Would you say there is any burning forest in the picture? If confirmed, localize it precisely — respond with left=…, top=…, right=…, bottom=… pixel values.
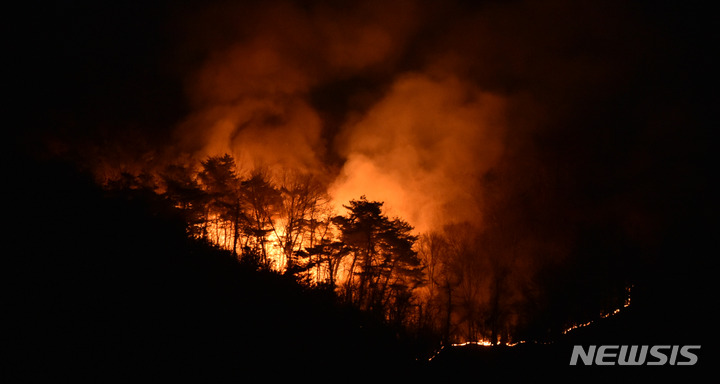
left=6, top=0, right=713, bottom=380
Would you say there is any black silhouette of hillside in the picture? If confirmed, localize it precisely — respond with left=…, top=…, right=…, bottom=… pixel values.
left=2, top=157, right=425, bottom=381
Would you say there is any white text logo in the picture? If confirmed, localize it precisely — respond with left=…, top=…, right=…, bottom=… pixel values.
left=569, top=345, right=700, bottom=365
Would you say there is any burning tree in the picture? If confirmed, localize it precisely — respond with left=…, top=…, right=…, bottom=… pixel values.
left=197, top=154, right=244, bottom=254
left=416, top=232, right=458, bottom=343
left=239, top=170, right=283, bottom=267
left=333, top=196, right=425, bottom=324
left=158, top=154, right=337, bottom=276
left=274, top=171, right=332, bottom=275
left=159, top=162, right=207, bottom=238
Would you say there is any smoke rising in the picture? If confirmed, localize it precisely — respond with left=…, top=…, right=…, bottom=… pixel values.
left=330, top=73, right=506, bottom=232
left=171, top=0, right=514, bottom=233
left=172, top=0, right=423, bottom=177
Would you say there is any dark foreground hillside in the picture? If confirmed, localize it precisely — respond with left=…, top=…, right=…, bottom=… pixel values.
left=2, top=158, right=426, bottom=381
left=3, top=156, right=714, bottom=382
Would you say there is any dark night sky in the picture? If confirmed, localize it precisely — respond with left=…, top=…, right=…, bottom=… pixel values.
left=9, top=1, right=714, bottom=143
left=8, top=1, right=714, bottom=153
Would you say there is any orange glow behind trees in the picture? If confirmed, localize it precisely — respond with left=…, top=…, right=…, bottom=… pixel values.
left=9, top=0, right=713, bottom=379
left=171, top=154, right=336, bottom=275
left=105, top=151, right=634, bottom=346
left=140, top=154, right=430, bottom=328
left=76, top=0, right=694, bottom=347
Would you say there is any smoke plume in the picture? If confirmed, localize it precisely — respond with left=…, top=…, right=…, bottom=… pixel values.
left=330, top=73, right=506, bottom=232
left=170, top=0, right=516, bottom=233
left=172, top=0, right=423, bottom=178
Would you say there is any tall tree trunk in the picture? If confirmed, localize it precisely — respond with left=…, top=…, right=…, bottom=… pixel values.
left=232, top=203, right=239, bottom=258
left=444, top=279, right=453, bottom=343
left=345, top=253, right=357, bottom=303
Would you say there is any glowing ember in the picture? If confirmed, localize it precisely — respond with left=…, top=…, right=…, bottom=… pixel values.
left=452, top=339, right=495, bottom=347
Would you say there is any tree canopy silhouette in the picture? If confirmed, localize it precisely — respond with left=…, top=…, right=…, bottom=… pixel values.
left=333, top=196, right=424, bottom=325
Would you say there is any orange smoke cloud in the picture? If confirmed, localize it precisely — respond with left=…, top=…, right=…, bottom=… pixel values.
left=173, top=0, right=421, bottom=180
left=176, top=97, right=325, bottom=176
left=330, top=73, right=506, bottom=233
left=170, top=0, right=513, bottom=233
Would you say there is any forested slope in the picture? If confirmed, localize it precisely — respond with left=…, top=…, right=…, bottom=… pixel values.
left=3, top=158, right=423, bottom=381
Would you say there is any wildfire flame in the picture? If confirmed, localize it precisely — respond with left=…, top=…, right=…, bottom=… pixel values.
left=426, top=284, right=634, bottom=361
left=561, top=285, right=632, bottom=335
